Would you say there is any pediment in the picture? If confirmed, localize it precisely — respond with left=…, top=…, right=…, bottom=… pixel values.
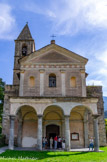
left=30, top=50, right=79, bottom=64
left=20, top=44, right=88, bottom=65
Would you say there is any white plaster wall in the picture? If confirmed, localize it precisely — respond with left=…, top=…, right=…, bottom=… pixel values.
left=22, top=137, right=37, bottom=147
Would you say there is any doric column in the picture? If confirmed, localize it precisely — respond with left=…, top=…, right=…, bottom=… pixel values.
left=80, top=70, right=86, bottom=97
left=9, top=115, right=15, bottom=150
left=37, top=115, right=43, bottom=150
left=39, top=69, right=45, bottom=96
left=84, top=110, right=89, bottom=147
left=65, top=115, right=70, bottom=151
left=19, top=71, right=24, bottom=96
left=62, top=119, right=65, bottom=137
left=93, top=115, right=99, bottom=152
left=60, top=70, right=66, bottom=96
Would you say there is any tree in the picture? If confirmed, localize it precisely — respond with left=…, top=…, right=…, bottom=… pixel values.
left=0, top=78, right=5, bottom=123
left=105, top=119, right=107, bottom=138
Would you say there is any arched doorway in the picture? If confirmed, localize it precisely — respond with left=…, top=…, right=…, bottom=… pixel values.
left=16, top=105, right=37, bottom=147
left=43, top=105, right=64, bottom=141
left=46, top=124, right=59, bottom=139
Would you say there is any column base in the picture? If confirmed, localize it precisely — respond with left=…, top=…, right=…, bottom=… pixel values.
left=94, top=148, right=99, bottom=152
left=9, top=146, right=14, bottom=150
left=64, top=148, right=70, bottom=151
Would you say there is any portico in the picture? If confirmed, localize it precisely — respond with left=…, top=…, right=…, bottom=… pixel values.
left=8, top=96, right=99, bottom=151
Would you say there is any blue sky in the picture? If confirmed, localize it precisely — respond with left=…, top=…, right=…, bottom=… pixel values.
left=0, top=0, right=107, bottom=96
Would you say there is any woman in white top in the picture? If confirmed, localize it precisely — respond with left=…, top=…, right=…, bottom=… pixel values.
left=50, top=137, right=53, bottom=149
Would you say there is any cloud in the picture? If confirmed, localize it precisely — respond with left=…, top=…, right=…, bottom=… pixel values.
left=0, top=3, right=16, bottom=39
left=97, top=50, right=107, bottom=67
left=86, top=48, right=107, bottom=96
left=24, top=0, right=107, bottom=35
left=24, top=2, right=56, bottom=18
left=24, top=0, right=107, bottom=95
left=86, top=79, right=103, bottom=86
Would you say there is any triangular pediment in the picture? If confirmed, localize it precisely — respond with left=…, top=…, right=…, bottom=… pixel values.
left=20, top=44, right=88, bottom=65
left=30, top=50, right=79, bottom=64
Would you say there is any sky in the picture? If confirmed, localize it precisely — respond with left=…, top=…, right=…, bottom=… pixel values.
left=0, top=0, right=107, bottom=96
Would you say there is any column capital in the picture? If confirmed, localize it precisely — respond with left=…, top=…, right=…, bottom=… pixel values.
left=64, top=115, right=70, bottom=118
left=37, top=114, right=43, bottom=118
left=18, top=118, right=23, bottom=123
left=60, top=69, right=66, bottom=73
left=9, top=115, right=16, bottom=120
left=20, top=70, right=25, bottom=73
left=39, top=69, right=45, bottom=73
left=92, top=114, right=100, bottom=119
left=80, top=69, right=85, bottom=73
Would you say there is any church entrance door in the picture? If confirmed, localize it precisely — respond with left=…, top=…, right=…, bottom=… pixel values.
left=46, top=124, right=59, bottom=138
left=46, top=124, right=60, bottom=147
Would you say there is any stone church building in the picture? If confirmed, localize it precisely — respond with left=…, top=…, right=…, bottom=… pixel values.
left=2, top=24, right=106, bottom=151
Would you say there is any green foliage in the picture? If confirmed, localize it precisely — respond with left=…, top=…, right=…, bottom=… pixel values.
left=0, top=78, right=5, bottom=123
left=0, top=134, right=5, bottom=147
left=105, top=119, right=107, bottom=137
left=0, top=147, right=107, bottom=161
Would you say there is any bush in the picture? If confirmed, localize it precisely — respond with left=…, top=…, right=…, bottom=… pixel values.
left=105, top=119, right=107, bottom=138
left=0, top=134, right=5, bottom=147
left=0, top=125, right=2, bottom=134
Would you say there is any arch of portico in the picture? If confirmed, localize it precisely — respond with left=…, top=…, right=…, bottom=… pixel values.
left=9, top=105, right=39, bottom=150
left=17, top=105, right=38, bottom=148
left=43, top=105, right=64, bottom=143
left=70, top=105, right=99, bottom=151
left=10, top=99, right=98, bottom=117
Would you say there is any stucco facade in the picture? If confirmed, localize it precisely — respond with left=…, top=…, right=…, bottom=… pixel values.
left=2, top=24, right=106, bottom=151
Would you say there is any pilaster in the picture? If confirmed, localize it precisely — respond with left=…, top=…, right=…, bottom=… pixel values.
left=84, top=110, right=89, bottom=147
left=37, top=115, right=43, bottom=150
left=17, top=119, right=22, bottom=147
left=9, top=115, right=15, bottom=150
left=93, top=114, right=100, bottom=152
left=19, top=71, right=24, bottom=96
left=39, top=69, right=45, bottom=96
left=80, top=70, right=86, bottom=97
left=60, top=70, right=66, bottom=96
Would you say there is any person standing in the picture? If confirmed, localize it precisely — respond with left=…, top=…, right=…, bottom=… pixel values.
left=54, top=136, right=58, bottom=149
left=58, top=136, right=62, bottom=149
left=89, top=137, right=94, bottom=151
left=50, top=137, right=53, bottom=149
left=42, top=137, right=45, bottom=149
left=45, top=137, right=48, bottom=149
left=62, top=137, right=65, bottom=149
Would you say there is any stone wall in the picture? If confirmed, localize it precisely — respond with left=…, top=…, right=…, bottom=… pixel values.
left=23, top=68, right=83, bottom=97
left=2, top=85, right=19, bottom=142
left=87, top=86, right=107, bottom=146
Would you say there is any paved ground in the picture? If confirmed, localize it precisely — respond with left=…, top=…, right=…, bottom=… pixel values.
left=0, top=146, right=103, bottom=153
left=0, top=146, right=8, bottom=154
left=15, top=147, right=102, bottom=152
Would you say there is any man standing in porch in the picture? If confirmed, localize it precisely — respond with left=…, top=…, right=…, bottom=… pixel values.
left=54, top=136, right=58, bottom=149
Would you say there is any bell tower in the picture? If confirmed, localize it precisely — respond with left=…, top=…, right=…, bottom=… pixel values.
left=13, top=24, right=35, bottom=85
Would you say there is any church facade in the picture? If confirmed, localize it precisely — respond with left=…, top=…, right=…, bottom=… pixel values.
left=2, top=24, right=106, bottom=151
